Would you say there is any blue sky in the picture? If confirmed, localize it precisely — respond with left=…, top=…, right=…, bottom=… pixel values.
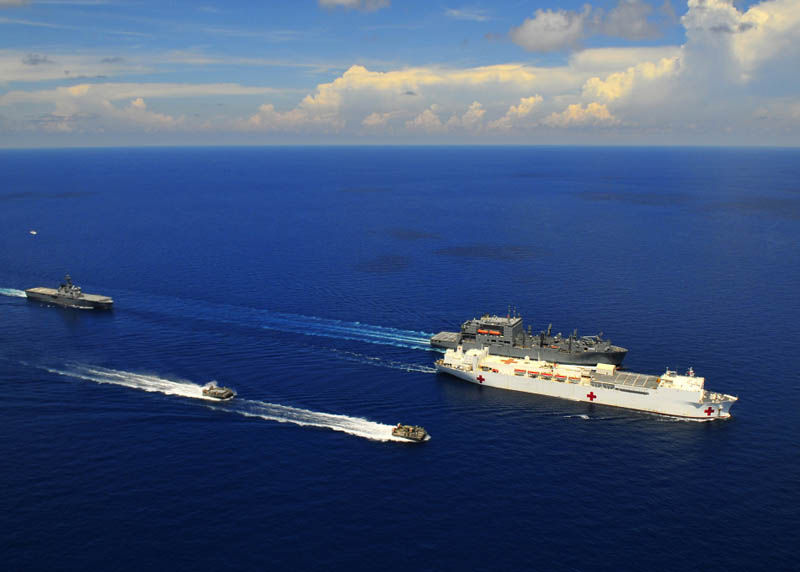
left=1, top=0, right=798, bottom=146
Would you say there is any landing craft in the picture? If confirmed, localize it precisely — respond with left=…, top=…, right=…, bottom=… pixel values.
left=391, top=423, right=429, bottom=442
left=202, top=383, right=235, bottom=401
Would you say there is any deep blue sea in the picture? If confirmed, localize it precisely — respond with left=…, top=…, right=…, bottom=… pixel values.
left=1, top=147, right=799, bottom=571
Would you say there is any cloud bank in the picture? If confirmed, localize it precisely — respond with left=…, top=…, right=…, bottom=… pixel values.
left=510, top=1, right=673, bottom=52
left=1, top=1, right=799, bottom=144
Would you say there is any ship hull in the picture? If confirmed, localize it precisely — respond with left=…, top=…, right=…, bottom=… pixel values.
left=436, top=354, right=736, bottom=420
left=25, top=290, right=113, bottom=310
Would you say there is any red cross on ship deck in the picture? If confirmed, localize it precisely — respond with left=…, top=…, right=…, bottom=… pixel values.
left=477, top=375, right=485, bottom=384
left=587, top=392, right=597, bottom=401
left=704, top=407, right=714, bottom=416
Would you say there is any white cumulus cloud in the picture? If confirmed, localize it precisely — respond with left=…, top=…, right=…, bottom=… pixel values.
left=582, top=56, right=679, bottom=101
left=362, top=111, right=396, bottom=128
left=3, top=1, right=800, bottom=143
left=488, top=95, right=544, bottom=130
left=445, top=101, right=486, bottom=131
left=603, top=0, right=660, bottom=40
left=510, top=6, right=594, bottom=52
left=510, top=1, right=675, bottom=53
left=405, top=105, right=445, bottom=133
left=544, top=102, right=618, bottom=127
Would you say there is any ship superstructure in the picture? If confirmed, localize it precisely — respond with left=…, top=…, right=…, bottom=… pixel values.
left=435, top=347, right=737, bottom=419
left=431, top=313, right=627, bottom=366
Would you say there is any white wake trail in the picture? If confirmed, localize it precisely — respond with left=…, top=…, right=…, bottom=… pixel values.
left=43, top=364, right=417, bottom=442
left=132, top=294, right=435, bottom=350
left=227, top=400, right=414, bottom=442
left=43, top=364, right=216, bottom=400
left=329, top=349, right=437, bottom=374
left=0, top=287, right=26, bottom=298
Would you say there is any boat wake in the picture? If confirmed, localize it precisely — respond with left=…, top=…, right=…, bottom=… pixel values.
left=42, top=364, right=413, bottom=442
left=42, top=364, right=216, bottom=400
left=329, top=349, right=437, bottom=374
left=0, top=287, right=26, bottom=298
left=127, top=294, right=434, bottom=351
left=226, top=401, right=413, bottom=442
left=256, top=311, right=434, bottom=351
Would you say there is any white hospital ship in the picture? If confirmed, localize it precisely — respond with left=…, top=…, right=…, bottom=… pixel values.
left=435, top=347, right=738, bottom=420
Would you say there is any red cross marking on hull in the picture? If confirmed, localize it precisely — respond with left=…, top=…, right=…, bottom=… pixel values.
left=587, top=392, right=597, bottom=401
left=704, top=406, right=714, bottom=416
left=477, top=375, right=485, bottom=384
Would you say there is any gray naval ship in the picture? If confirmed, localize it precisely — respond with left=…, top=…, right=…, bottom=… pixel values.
left=431, top=312, right=627, bottom=366
left=25, top=274, right=113, bottom=310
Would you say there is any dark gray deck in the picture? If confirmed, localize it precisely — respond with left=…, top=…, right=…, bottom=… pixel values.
left=431, top=331, right=460, bottom=345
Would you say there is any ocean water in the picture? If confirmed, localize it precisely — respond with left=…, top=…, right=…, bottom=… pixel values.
left=1, top=147, right=798, bottom=571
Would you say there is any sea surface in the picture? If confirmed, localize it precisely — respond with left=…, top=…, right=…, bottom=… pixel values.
left=1, top=147, right=798, bottom=571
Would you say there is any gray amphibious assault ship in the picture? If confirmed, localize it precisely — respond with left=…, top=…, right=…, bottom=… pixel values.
left=25, top=274, right=113, bottom=310
left=431, top=312, right=627, bottom=367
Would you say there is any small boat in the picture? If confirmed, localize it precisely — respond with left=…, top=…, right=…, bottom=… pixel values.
left=202, top=383, right=235, bottom=401
left=29, top=230, right=37, bottom=235
left=391, top=423, right=428, bottom=442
